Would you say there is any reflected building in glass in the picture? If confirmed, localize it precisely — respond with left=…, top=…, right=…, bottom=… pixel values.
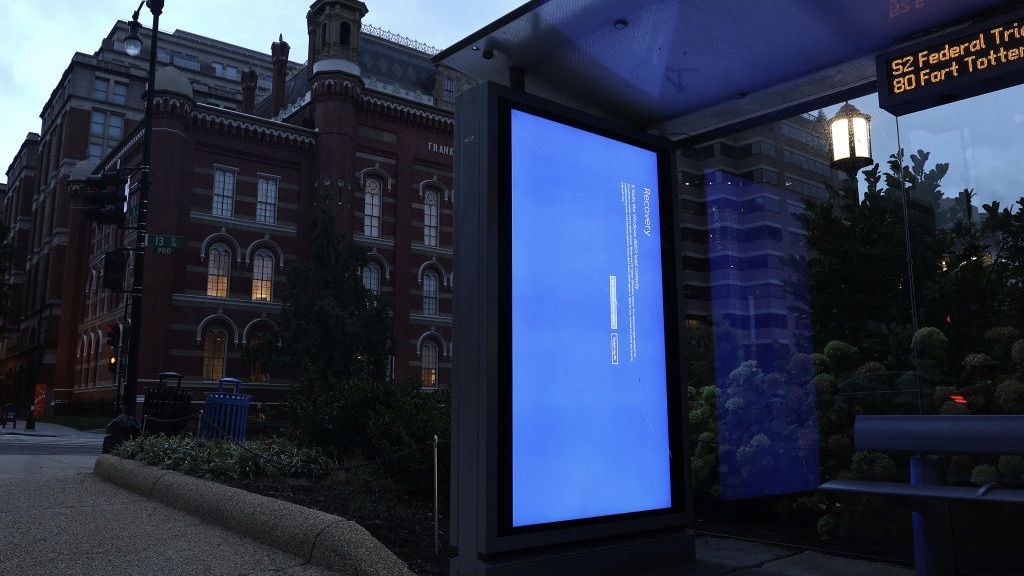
left=678, top=112, right=843, bottom=498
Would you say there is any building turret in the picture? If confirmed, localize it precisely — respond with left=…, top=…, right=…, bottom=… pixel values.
left=307, top=0, right=367, bottom=233
left=306, top=0, right=367, bottom=80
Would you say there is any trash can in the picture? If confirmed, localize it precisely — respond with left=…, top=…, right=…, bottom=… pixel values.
left=200, top=378, right=251, bottom=442
left=142, top=372, right=194, bottom=436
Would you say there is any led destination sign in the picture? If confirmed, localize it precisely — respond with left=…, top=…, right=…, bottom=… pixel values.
left=878, top=9, right=1024, bottom=115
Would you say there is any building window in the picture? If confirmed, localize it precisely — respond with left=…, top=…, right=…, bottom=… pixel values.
left=423, top=270, right=439, bottom=316
left=207, top=244, right=230, bottom=297
left=443, top=76, right=455, bottom=103
left=257, top=176, right=278, bottom=224
left=213, top=167, right=236, bottom=217
left=363, top=176, right=382, bottom=237
left=203, top=327, right=227, bottom=380
left=93, top=77, right=128, bottom=105
left=363, top=262, right=381, bottom=295
left=423, top=188, right=439, bottom=246
left=421, top=340, right=438, bottom=388
left=248, top=332, right=269, bottom=382
left=251, top=250, right=274, bottom=302
left=340, top=22, right=351, bottom=47
left=88, top=111, right=124, bottom=161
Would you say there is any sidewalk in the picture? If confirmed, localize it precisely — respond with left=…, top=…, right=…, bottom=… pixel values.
left=0, top=471, right=341, bottom=576
left=0, top=462, right=913, bottom=576
left=0, top=420, right=105, bottom=438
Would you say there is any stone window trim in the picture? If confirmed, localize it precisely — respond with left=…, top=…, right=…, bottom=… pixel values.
left=418, top=177, right=450, bottom=204
left=241, top=316, right=280, bottom=346
left=416, top=330, right=449, bottom=358
left=417, top=258, right=449, bottom=288
left=244, top=235, right=285, bottom=270
left=194, top=310, right=240, bottom=346
left=357, top=166, right=394, bottom=193
left=199, top=229, right=242, bottom=264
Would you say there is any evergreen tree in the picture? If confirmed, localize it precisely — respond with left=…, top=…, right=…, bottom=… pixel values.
left=273, top=194, right=395, bottom=454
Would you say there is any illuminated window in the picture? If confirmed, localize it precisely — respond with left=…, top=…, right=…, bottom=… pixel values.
left=251, top=250, right=273, bottom=301
left=213, top=167, right=236, bottom=217
left=421, top=340, right=438, bottom=388
left=202, top=327, right=227, bottom=380
left=423, top=270, right=439, bottom=316
left=363, top=262, right=381, bottom=295
left=256, top=176, right=278, bottom=223
left=423, top=188, right=439, bottom=246
left=363, top=176, right=382, bottom=237
left=207, top=244, right=230, bottom=297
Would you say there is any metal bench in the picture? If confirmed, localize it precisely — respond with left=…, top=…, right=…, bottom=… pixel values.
left=819, top=415, right=1024, bottom=576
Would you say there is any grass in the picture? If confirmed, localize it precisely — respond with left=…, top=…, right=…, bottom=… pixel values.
left=40, top=416, right=111, bottom=431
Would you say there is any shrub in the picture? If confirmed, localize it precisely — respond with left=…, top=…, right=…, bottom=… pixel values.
left=823, top=341, right=859, bottom=369
left=998, top=455, right=1024, bottom=486
left=962, top=353, right=995, bottom=370
left=911, top=327, right=948, bottom=359
left=788, top=353, right=815, bottom=381
left=113, top=435, right=334, bottom=482
left=1012, top=339, right=1024, bottom=365
left=985, top=327, right=1020, bottom=342
left=970, top=464, right=1000, bottom=486
left=994, top=379, right=1024, bottom=413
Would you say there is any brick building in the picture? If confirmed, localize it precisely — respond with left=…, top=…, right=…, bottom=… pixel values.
left=1, top=0, right=467, bottom=412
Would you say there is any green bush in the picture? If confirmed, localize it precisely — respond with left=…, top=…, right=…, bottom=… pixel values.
left=998, top=455, right=1024, bottom=486
left=113, top=435, right=334, bottom=482
left=970, top=464, right=1000, bottom=486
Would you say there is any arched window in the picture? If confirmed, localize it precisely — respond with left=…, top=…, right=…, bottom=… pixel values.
left=363, top=176, right=382, bottom=237
left=423, top=188, right=439, bottom=247
left=251, top=249, right=274, bottom=301
left=207, top=244, right=230, bottom=297
left=363, top=262, right=381, bottom=295
left=203, top=327, right=228, bottom=380
left=248, top=331, right=270, bottom=382
left=340, top=22, right=351, bottom=47
left=421, top=340, right=438, bottom=388
left=320, top=23, right=327, bottom=50
left=423, top=270, right=439, bottom=316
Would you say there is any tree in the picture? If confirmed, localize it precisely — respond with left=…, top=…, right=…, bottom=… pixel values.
left=273, top=194, right=395, bottom=454
left=800, top=150, right=952, bottom=367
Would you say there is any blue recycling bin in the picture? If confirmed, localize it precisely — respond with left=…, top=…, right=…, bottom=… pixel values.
left=200, top=378, right=251, bottom=442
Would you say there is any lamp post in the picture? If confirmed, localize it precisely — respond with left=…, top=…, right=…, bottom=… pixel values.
left=119, top=0, right=163, bottom=420
left=829, top=102, right=873, bottom=181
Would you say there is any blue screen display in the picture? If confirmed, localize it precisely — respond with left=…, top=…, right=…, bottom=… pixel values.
left=510, top=109, right=672, bottom=527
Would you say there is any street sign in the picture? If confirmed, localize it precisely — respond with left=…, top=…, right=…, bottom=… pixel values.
left=147, top=234, right=184, bottom=255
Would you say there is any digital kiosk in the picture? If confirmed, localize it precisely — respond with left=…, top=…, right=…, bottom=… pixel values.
left=451, top=82, right=692, bottom=575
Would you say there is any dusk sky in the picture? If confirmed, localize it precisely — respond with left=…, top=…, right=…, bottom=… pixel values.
left=3, top=0, right=1022, bottom=210
left=0, top=0, right=525, bottom=184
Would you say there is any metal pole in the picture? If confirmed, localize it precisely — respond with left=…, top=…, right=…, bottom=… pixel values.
left=433, top=434, right=439, bottom=556
left=122, top=0, right=164, bottom=418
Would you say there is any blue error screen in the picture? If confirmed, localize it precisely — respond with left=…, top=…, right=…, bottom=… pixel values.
left=510, top=108, right=672, bottom=527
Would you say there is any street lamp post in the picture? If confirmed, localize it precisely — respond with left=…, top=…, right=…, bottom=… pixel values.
left=116, top=0, right=163, bottom=424
left=829, top=102, right=873, bottom=181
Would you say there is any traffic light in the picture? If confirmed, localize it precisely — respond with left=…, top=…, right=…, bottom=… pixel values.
left=73, top=170, right=127, bottom=226
left=108, top=355, right=118, bottom=374
left=106, top=323, right=123, bottom=349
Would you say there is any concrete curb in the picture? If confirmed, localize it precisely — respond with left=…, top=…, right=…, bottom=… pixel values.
left=94, top=454, right=414, bottom=576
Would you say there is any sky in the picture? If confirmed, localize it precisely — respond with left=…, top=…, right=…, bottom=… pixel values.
left=0, top=0, right=526, bottom=184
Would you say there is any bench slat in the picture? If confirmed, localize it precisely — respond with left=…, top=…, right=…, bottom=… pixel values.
left=856, top=415, right=1024, bottom=455
left=819, top=479, right=1024, bottom=504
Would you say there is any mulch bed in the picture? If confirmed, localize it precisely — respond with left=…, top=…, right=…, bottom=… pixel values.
left=230, top=477, right=453, bottom=576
